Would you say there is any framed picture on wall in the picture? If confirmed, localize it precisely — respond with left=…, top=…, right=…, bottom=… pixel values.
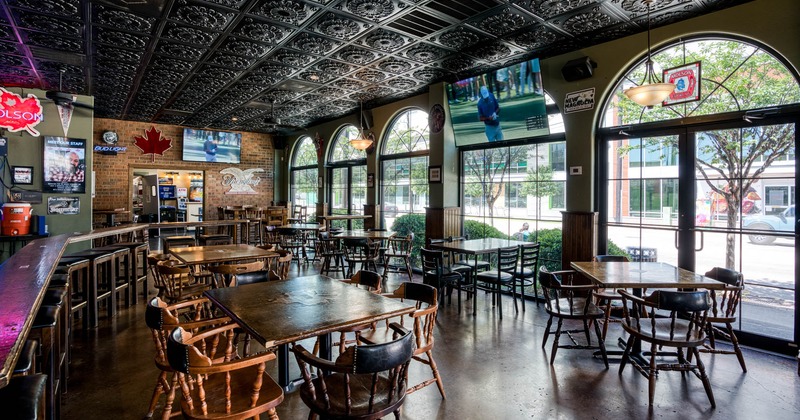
left=42, top=136, right=86, bottom=193
left=12, top=166, right=33, bottom=184
left=428, top=166, right=442, bottom=184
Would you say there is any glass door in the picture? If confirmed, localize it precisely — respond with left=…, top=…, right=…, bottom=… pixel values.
left=692, top=122, right=797, bottom=343
left=603, top=133, right=681, bottom=267
left=329, top=165, right=367, bottom=230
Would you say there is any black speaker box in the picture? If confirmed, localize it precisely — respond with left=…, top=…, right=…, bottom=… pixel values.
left=561, top=57, right=597, bottom=82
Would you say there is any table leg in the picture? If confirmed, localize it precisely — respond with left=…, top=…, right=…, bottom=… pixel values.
left=473, top=254, right=478, bottom=316
left=278, top=344, right=290, bottom=388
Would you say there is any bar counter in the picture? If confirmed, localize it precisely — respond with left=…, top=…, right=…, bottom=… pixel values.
left=0, top=220, right=251, bottom=389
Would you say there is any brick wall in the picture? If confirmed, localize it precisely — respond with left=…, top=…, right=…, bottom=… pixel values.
left=92, top=119, right=275, bottom=221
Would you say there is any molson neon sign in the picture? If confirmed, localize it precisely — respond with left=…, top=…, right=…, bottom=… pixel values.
left=0, top=87, right=44, bottom=136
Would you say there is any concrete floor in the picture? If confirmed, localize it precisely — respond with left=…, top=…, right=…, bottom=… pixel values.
left=61, top=259, right=800, bottom=419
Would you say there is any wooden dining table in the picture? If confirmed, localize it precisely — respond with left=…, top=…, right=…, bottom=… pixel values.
left=319, top=214, right=370, bottom=230
left=334, top=229, right=396, bottom=240
left=430, top=238, right=529, bottom=315
left=170, top=244, right=277, bottom=266
left=570, top=261, right=727, bottom=357
left=203, top=275, right=416, bottom=390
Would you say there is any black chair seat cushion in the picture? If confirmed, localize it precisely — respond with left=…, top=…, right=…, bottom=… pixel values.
left=48, top=273, right=69, bottom=287
left=0, top=374, right=47, bottom=420
left=515, top=267, right=536, bottom=278
left=301, top=372, right=405, bottom=418
left=236, top=271, right=271, bottom=285
left=66, top=249, right=115, bottom=260
left=457, top=259, right=491, bottom=269
left=57, top=257, right=90, bottom=268
left=622, top=318, right=706, bottom=346
left=476, top=270, right=515, bottom=284
left=546, top=297, right=604, bottom=318
left=33, top=305, right=59, bottom=328
left=43, top=287, right=68, bottom=306
left=13, top=340, right=38, bottom=375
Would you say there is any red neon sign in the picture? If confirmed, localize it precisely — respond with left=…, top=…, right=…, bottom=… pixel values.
left=0, top=87, right=44, bottom=136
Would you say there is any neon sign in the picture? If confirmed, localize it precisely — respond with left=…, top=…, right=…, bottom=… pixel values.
left=0, top=87, right=44, bottom=136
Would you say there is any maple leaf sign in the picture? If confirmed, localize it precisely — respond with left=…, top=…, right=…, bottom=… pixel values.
left=134, top=126, right=173, bottom=162
left=0, top=87, right=44, bottom=136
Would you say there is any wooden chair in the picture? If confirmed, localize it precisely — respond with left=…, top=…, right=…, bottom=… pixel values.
left=293, top=323, right=414, bottom=420
left=361, top=282, right=445, bottom=399
left=156, top=262, right=211, bottom=304
left=701, top=267, right=747, bottom=372
left=514, top=242, right=540, bottom=310
left=618, top=289, right=715, bottom=408
left=277, top=227, right=307, bottom=266
left=207, top=261, right=265, bottom=288
left=145, top=297, right=230, bottom=419
left=420, top=248, right=466, bottom=310
left=383, top=233, right=414, bottom=282
left=271, top=249, right=293, bottom=280
left=342, top=238, right=380, bottom=277
left=147, top=253, right=173, bottom=298
left=593, top=254, right=630, bottom=340
left=167, top=325, right=284, bottom=420
left=316, top=270, right=383, bottom=355
left=538, top=266, right=608, bottom=367
left=318, top=231, right=346, bottom=278
left=475, top=246, right=520, bottom=318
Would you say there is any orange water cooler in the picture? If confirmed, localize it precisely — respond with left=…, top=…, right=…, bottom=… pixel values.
left=1, top=203, right=32, bottom=235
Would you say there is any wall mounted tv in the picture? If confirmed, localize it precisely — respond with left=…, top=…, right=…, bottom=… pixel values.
left=446, top=58, right=549, bottom=147
left=183, top=128, right=242, bottom=163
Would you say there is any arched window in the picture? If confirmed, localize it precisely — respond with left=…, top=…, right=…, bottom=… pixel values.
left=598, top=36, right=800, bottom=348
left=380, top=109, right=430, bottom=247
left=290, top=136, right=318, bottom=217
left=602, top=37, right=800, bottom=127
left=327, top=125, right=367, bottom=229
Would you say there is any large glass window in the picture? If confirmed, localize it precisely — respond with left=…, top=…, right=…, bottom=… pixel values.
left=599, top=36, right=800, bottom=349
left=327, top=125, right=367, bottom=229
left=380, top=108, right=430, bottom=264
left=462, top=142, right=566, bottom=270
left=290, top=136, right=318, bottom=218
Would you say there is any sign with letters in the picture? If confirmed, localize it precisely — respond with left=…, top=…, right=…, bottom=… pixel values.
left=563, top=88, right=595, bottom=114
left=663, top=61, right=701, bottom=106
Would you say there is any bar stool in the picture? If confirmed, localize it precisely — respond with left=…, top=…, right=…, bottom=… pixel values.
left=28, top=304, right=61, bottom=420
left=197, top=233, right=232, bottom=246
left=64, top=249, right=117, bottom=328
left=161, top=235, right=196, bottom=254
left=13, top=340, right=38, bottom=377
left=109, top=241, right=149, bottom=304
left=55, top=258, right=90, bottom=324
left=93, top=245, right=133, bottom=308
left=42, top=287, right=69, bottom=394
left=0, top=374, right=48, bottom=420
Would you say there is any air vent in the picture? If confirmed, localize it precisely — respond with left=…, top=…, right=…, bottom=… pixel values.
left=160, top=109, right=193, bottom=116
left=387, top=10, right=451, bottom=37
left=423, top=0, right=499, bottom=22
left=243, top=100, right=272, bottom=109
left=28, top=46, right=86, bottom=67
left=273, top=79, right=317, bottom=93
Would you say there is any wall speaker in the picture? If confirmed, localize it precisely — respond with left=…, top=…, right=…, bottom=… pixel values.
left=561, top=57, right=597, bottom=82
left=273, top=136, right=286, bottom=149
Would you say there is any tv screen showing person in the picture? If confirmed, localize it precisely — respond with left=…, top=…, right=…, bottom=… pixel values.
left=182, top=128, right=242, bottom=163
left=446, top=59, right=549, bottom=146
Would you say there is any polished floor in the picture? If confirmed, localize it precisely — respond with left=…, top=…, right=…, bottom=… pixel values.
left=61, top=257, right=800, bottom=419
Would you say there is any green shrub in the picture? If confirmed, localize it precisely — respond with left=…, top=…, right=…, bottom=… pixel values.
left=390, top=214, right=426, bottom=265
left=463, top=220, right=510, bottom=240
left=532, top=228, right=562, bottom=270
left=607, top=241, right=631, bottom=259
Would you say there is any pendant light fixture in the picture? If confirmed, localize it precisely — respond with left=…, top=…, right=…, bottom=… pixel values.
left=349, top=100, right=373, bottom=151
left=623, top=0, right=676, bottom=107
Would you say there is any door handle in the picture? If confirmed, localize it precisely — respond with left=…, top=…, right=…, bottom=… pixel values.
left=695, top=230, right=704, bottom=252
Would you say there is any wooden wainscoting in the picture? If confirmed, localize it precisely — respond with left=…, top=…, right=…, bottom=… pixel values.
left=425, top=207, right=462, bottom=242
left=561, top=211, right=597, bottom=285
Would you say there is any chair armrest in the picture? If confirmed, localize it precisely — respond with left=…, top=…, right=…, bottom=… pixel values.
left=293, top=343, right=339, bottom=370
left=192, top=350, right=277, bottom=374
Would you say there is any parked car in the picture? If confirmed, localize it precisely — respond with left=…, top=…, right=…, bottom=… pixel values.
left=742, top=205, right=795, bottom=245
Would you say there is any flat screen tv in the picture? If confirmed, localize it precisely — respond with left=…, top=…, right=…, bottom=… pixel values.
left=445, top=58, right=549, bottom=147
left=182, top=128, right=242, bottom=163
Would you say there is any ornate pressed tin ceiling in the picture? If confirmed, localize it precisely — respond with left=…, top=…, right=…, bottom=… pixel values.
left=0, top=0, right=750, bottom=133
